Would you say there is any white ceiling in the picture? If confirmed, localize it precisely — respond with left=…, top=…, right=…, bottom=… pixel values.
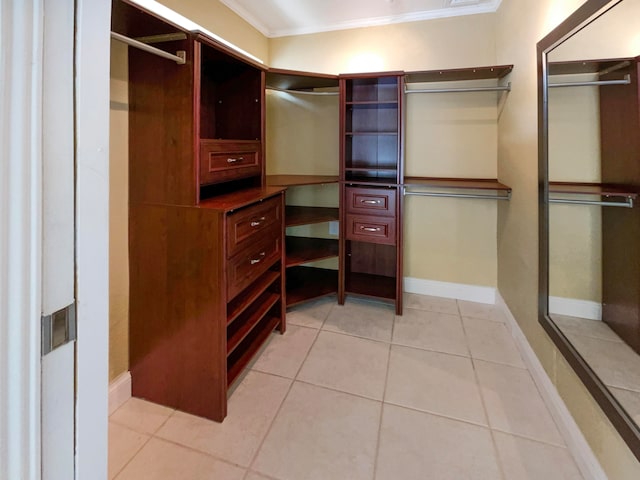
left=220, top=0, right=503, bottom=38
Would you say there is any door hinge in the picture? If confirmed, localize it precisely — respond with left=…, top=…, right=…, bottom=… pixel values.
left=42, top=302, right=76, bottom=356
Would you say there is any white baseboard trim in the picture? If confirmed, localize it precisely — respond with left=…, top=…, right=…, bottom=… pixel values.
left=108, top=371, right=131, bottom=416
left=549, top=296, right=602, bottom=321
left=404, top=276, right=495, bottom=304
left=496, top=293, right=606, bottom=480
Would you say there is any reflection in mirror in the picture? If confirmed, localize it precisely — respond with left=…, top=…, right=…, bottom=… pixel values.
left=546, top=0, right=640, bottom=428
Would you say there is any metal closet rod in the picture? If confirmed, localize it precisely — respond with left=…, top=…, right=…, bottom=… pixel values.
left=549, top=74, right=630, bottom=88
left=549, top=197, right=635, bottom=208
left=403, top=188, right=511, bottom=201
left=266, top=86, right=339, bottom=96
left=111, top=31, right=186, bottom=65
left=404, top=83, right=511, bottom=94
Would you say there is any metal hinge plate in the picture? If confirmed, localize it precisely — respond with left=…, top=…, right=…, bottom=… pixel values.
left=42, top=303, right=76, bottom=356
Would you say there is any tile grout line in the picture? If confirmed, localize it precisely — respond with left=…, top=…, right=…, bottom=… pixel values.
left=109, top=423, right=155, bottom=480
left=457, top=299, right=508, bottom=480
left=372, top=312, right=396, bottom=480
left=243, top=304, right=331, bottom=479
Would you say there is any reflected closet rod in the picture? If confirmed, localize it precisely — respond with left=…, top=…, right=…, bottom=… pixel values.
left=111, top=31, right=186, bottom=65
left=266, top=86, right=339, bottom=96
left=549, top=197, right=634, bottom=208
left=549, top=75, right=630, bottom=88
left=404, top=83, right=511, bottom=94
left=403, top=188, right=511, bottom=201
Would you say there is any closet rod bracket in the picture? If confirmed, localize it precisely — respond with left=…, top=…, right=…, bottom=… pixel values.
left=111, top=31, right=187, bottom=65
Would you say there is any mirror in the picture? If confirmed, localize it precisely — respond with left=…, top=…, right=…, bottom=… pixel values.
left=538, top=0, right=640, bottom=460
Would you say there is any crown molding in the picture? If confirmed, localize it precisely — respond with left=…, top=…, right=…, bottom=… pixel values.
left=222, top=0, right=503, bottom=38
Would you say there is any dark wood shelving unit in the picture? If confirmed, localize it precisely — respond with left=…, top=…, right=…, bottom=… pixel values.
left=285, top=206, right=339, bottom=227
left=346, top=272, right=397, bottom=300
left=227, top=270, right=280, bottom=325
left=227, top=315, right=280, bottom=386
left=285, top=237, right=339, bottom=267
left=227, top=291, right=280, bottom=354
left=286, top=266, right=339, bottom=306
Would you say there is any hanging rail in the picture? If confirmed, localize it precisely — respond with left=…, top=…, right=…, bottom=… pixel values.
left=403, top=187, right=511, bottom=201
left=549, top=197, right=634, bottom=208
left=111, top=31, right=186, bottom=65
left=549, top=74, right=630, bottom=88
left=266, top=86, right=339, bottom=96
left=404, top=83, right=511, bottom=94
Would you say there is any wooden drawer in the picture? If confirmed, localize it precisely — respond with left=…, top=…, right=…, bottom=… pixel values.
left=227, top=232, right=281, bottom=300
left=345, top=214, right=396, bottom=245
left=226, top=196, right=282, bottom=258
left=200, top=140, right=261, bottom=186
left=345, top=187, right=396, bottom=217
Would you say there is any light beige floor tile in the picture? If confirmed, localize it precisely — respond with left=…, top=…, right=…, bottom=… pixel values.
left=463, top=317, right=525, bottom=368
left=251, top=325, right=318, bottom=378
left=567, top=333, right=640, bottom=392
left=253, top=382, right=381, bottom=480
left=156, top=371, right=291, bottom=466
left=385, top=345, right=487, bottom=425
left=109, top=397, right=174, bottom=435
left=108, top=422, right=149, bottom=480
left=114, top=438, right=245, bottom=480
left=458, top=300, right=506, bottom=323
left=323, top=297, right=395, bottom=342
left=376, top=404, right=501, bottom=480
left=287, top=297, right=335, bottom=329
left=610, top=387, right=640, bottom=425
left=475, top=360, right=564, bottom=446
left=404, top=293, right=459, bottom=315
left=392, top=308, right=469, bottom=356
left=494, top=431, right=583, bottom=479
left=553, top=314, right=622, bottom=342
left=298, top=331, right=389, bottom=399
left=245, top=472, right=277, bottom=480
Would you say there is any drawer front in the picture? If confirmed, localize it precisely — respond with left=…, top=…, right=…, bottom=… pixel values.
left=227, top=233, right=281, bottom=300
left=345, top=214, right=396, bottom=245
left=345, top=187, right=396, bottom=217
left=227, top=196, right=282, bottom=257
left=200, top=140, right=261, bottom=186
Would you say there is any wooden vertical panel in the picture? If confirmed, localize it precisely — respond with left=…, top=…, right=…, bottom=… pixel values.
left=601, top=58, right=640, bottom=353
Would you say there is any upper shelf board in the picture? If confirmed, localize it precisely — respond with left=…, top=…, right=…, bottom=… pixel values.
left=266, top=68, right=339, bottom=91
left=548, top=58, right=633, bottom=76
left=267, top=175, right=340, bottom=187
left=405, top=65, right=513, bottom=84
left=403, top=177, right=511, bottom=191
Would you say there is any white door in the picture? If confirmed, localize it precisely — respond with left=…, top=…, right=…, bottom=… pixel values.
left=1, top=1, right=110, bottom=478
left=41, top=0, right=76, bottom=478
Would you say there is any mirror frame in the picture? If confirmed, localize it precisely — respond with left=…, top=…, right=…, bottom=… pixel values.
left=537, top=0, right=640, bottom=461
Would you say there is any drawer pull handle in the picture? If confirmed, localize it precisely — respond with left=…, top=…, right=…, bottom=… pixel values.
left=361, top=199, right=381, bottom=205
left=227, top=157, right=244, bottom=163
left=250, top=252, right=266, bottom=265
left=250, top=216, right=266, bottom=227
left=361, top=226, right=381, bottom=232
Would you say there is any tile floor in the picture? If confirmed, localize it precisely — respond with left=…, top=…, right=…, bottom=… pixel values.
left=554, top=313, right=640, bottom=425
left=109, top=294, right=584, bottom=480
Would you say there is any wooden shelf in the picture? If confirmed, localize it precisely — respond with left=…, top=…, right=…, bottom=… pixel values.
left=346, top=101, right=398, bottom=106
left=227, top=291, right=280, bottom=356
left=346, top=131, right=398, bottom=136
left=343, top=177, right=399, bottom=187
left=285, top=236, right=339, bottom=267
left=286, top=266, right=338, bottom=307
left=266, top=68, right=338, bottom=91
left=227, top=270, right=280, bottom=325
left=266, top=175, right=339, bottom=187
left=549, top=182, right=638, bottom=198
left=285, top=206, right=339, bottom=227
left=405, top=65, right=513, bottom=83
left=198, top=187, right=286, bottom=213
left=548, top=58, right=633, bottom=76
left=227, top=315, right=280, bottom=387
left=404, top=177, right=511, bottom=191
left=346, top=272, right=396, bottom=301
